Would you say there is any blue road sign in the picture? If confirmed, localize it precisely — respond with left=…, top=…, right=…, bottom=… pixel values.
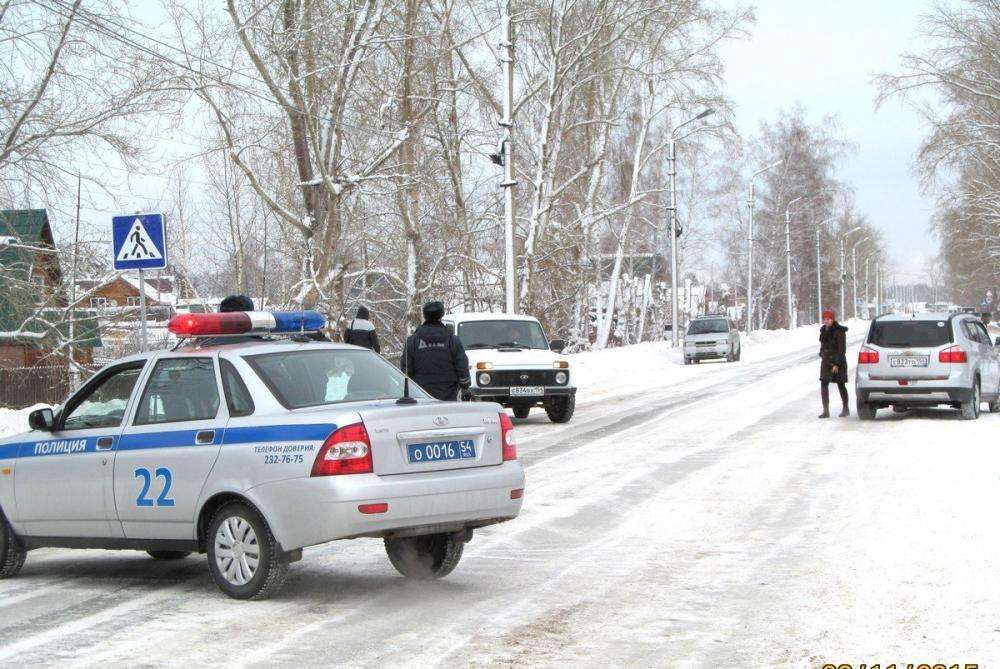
left=112, top=213, right=167, bottom=270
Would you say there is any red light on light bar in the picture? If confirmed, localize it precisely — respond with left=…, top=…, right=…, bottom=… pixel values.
left=358, top=503, right=388, bottom=514
left=168, top=312, right=251, bottom=336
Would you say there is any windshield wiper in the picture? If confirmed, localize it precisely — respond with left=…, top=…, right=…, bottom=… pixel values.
left=465, top=344, right=494, bottom=349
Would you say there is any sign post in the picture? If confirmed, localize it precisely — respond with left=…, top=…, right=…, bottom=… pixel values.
left=112, top=213, right=167, bottom=352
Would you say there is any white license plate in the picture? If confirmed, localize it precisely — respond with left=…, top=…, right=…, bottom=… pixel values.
left=510, top=386, right=544, bottom=396
left=890, top=356, right=929, bottom=368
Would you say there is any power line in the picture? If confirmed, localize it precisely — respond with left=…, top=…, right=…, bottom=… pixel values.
left=32, top=0, right=405, bottom=140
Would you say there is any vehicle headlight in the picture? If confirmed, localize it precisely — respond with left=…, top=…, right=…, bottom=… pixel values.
left=478, top=372, right=492, bottom=386
left=555, top=371, right=568, bottom=385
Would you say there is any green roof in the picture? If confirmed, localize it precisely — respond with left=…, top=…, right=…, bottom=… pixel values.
left=0, top=209, right=51, bottom=280
left=0, top=210, right=98, bottom=347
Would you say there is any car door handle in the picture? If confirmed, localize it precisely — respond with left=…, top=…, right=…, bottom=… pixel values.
left=96, top=437, right=114, bottom=451
left=195, top=430, right=216, bottom=445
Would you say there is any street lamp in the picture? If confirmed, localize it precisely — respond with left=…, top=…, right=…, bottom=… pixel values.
left=814, top=216, right=839, bottom=323
left=840, top=226, right=862, bottom=319
left=667, top=108, right=714, bottom=345
left=746, top=159, right=783, bottom=337
left=851, top=237, right=870, bottom=320
left=864, top=253, right=875, bottom=319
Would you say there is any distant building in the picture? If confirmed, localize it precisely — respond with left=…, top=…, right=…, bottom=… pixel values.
left=0, top=209, right=101, bottom=368
left=74, top=274, right=178, bottom=321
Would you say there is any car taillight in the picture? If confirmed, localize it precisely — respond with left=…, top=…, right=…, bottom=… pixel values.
left=499, top=412, right=517, bottom=461
left=312, top=423, right=373, bottom=476
left=858, top=347, right=879, bottom=364
left=939, top=345, right=968, bottom=364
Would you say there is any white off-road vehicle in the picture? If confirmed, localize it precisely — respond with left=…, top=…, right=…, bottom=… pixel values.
left=443, top=313, right=577, bottom=423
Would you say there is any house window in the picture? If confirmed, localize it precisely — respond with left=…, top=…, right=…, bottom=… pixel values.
left=126, top=296, right=141, bottom=307
left=90, top=297, right=109, bottom=308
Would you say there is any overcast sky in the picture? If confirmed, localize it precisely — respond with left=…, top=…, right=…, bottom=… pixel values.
left=719, top=0, right=939, bottom=282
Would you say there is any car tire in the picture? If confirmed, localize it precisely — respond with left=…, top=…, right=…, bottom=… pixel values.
left=960, top=380, right=981, bottom=421
left=989, top=396, right=1000, bottom=413
left=147, top=550, right=192, bottom=561
left=683, top=357, right=691, bottom=365
left=385, top=532, right=464, bottom=580
left=512, top=406, right=531, bottom=420
left=544, top=394, right=576, bottom=423
left=0, top=513, right=27, bottom=579
left=857, top=398, right=877, bottom=421
left=207, top=501, right=289, bottom=600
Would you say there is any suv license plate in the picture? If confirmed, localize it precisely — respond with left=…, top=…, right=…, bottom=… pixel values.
left=407, top=439, right=476, bottom=463
left=890, top=355, right=929, bottom=368
left=510, top=386, right=544, bottom=396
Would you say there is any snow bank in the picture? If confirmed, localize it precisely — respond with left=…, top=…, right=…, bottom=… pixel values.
left=0, top=404, right=48, bottom=439
left=559, top=320, right=867, bottom=406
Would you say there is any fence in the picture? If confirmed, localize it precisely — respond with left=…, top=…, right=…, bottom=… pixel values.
left=0, top=366, right=98, bottom=409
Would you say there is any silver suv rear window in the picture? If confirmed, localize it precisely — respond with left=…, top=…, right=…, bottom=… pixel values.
left=868, top=320, right=952, bottom=348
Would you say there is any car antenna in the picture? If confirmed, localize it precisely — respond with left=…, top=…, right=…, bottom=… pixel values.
left=397, top=377, right=417, bottom=405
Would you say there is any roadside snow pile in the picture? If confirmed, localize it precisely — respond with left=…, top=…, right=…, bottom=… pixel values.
left=562, top=320, right=867, bottom=404
left=0, top=404, right=48, bottom=439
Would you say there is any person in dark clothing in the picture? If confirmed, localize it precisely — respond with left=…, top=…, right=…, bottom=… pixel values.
left=819, top=309, right=849, bottom=418
left=343, top=305, right=381, bottom=352
left=400, top=300, right=471, bottom=401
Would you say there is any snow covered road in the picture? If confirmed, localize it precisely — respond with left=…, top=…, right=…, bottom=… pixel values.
left=2, top=324, right=999, bottom=667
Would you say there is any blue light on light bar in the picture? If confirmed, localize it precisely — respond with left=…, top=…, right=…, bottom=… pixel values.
left=271, top=310, right=326, bottom=333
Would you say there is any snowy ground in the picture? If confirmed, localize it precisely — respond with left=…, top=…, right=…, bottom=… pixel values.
left=2, top=322, right=999, bottom=667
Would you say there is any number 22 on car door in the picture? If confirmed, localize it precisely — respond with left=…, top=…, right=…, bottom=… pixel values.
left=114, top=357, right=225, bottom=541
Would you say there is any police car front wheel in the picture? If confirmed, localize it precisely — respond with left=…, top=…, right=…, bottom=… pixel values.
left=0, top=513, right=26, bottom=579
left=207, top=501, right=289, bottom=600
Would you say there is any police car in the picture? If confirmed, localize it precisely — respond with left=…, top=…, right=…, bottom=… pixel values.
left=0, top=311, right=524, bottom=600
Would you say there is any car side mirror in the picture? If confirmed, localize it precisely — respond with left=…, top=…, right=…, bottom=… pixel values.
left=549, top=339, right=566, bottom=353
left=28, top=407, right=55, bottom=431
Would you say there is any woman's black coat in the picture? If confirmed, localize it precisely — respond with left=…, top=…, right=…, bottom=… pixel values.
left=819, top=322, right=849, bottom=384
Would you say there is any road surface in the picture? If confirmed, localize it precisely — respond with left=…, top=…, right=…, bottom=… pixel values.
left=1, top=327, right=997, bottom=667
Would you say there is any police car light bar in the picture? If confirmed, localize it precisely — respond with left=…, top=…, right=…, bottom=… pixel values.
left=168, top=310, right=326, bottom=337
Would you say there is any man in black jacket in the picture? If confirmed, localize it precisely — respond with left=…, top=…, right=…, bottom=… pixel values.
left=343, top=305, right=380, bottom=352
left=401, top=301, right=471, bottom=401
left=819, top=309, right=849, bottom=418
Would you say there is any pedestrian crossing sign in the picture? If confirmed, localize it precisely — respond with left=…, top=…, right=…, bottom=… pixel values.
left=112, top=213, right=167, bottom=270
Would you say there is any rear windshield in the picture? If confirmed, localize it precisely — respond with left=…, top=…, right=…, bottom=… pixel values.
left=687, top=319, right=728, bottom=335
left=245, top=349, right=429, bottom=409
left=868, top=320, right=952, bottom=348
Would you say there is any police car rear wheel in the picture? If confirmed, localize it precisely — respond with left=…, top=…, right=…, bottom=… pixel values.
left=207, top=502, right=288, bottom=600
left=0, top=514, right=26, bottom=579
left=384, top=532, right=464, bottom=580
left=147, top=550, right=191, bottom=561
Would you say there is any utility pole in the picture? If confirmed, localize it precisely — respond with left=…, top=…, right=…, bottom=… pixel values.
left=68, top=173, right=82, bottom=390
left=865, top=256, right=871, bottom=319
left=782, top=194, right=810, bottom=330
left=815, top=227, right=822, bottom=324
left=840, top=227, right=861, bottom=320
left=500, top=1, right=517, bottom=314
left=784, top=207, right=794, bottom=329
left=668, top=109, right=714, bottom=345
left=746, top=160, right=783, bottom=337
left=851, top=237, right=868, bottom=321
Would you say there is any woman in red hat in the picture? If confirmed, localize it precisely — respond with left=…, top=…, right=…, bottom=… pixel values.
left=818, top=309, right=849, bottom=418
